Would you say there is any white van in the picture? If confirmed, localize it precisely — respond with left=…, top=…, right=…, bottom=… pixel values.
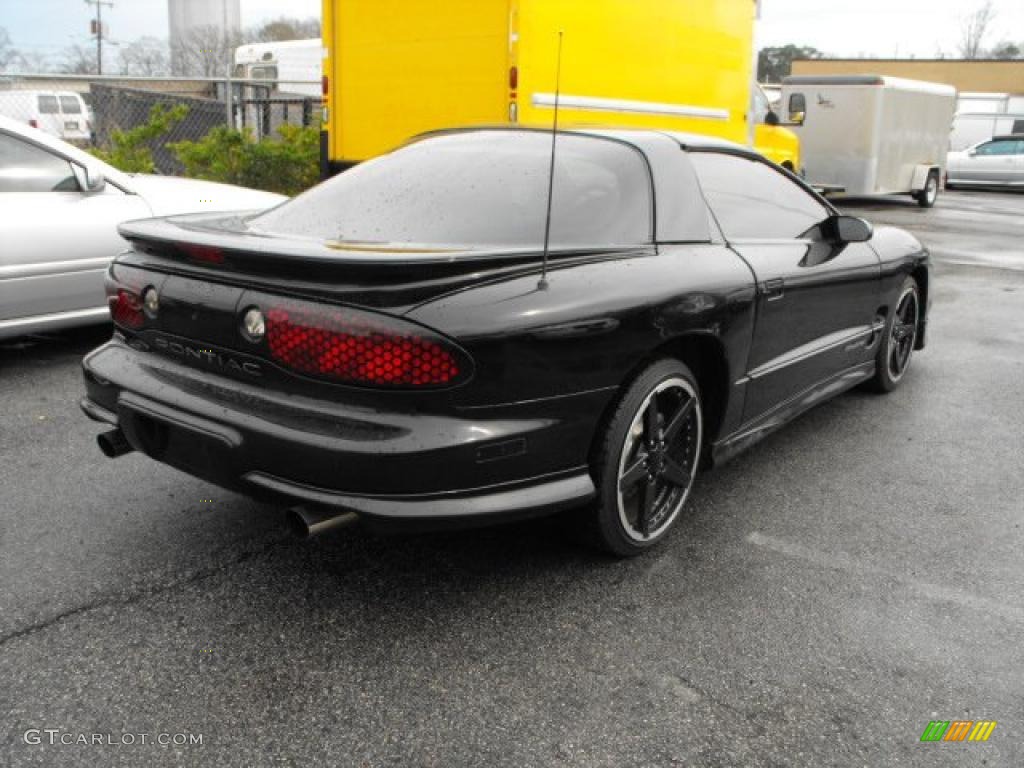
left=0, top=90, right=92, bottom=144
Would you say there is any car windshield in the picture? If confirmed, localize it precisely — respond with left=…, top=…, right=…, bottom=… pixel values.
left=247, top=131, right=653, bottom=250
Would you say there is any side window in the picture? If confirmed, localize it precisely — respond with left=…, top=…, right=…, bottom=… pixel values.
left=690, top=152, right=829, bottom=240
left=37, top=94, right=59, bottom=114
left=975, top=140, right=1014, bottom=156
left=251, top=65, right=278, bottom=81
left=0, top=132, right=80, bottom=193
left=59, top=95, right=83, bottom=114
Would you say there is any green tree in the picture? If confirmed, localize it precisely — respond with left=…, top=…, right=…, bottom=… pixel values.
left=250, top=16, right=321, bottom=42
left=0, top=26, right=21, bottom=71
left=758, top=45, right=824, bottom=84
left=991, top=41, right=1022, bottom=59
left=90, top=103, right=189, bottom=173
left=171, top=124, right=318, bottom=196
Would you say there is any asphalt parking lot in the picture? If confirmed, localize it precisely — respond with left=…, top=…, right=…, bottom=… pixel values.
left=1, top=188, right=1022, bottom=767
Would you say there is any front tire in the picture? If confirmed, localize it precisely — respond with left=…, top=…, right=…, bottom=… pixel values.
left=590, top=359, right=703, bottom=556
left=869, top=277, right=920, bottom=393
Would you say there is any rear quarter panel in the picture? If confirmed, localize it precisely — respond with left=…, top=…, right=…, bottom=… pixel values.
left=407, top=245, right=756, bottom=414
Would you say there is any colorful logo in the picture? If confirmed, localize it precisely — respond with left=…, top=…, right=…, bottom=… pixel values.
left=920, top=720, right=997, bottom=743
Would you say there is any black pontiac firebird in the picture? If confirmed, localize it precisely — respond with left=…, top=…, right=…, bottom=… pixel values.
left=81, top=128, right=930, bottom=556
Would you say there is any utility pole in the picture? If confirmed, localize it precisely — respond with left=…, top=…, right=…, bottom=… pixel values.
left=85, top=0, right=114, bottom=74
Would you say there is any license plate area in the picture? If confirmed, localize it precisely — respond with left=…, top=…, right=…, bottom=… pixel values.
left=117, top=393, right=243, bottom=475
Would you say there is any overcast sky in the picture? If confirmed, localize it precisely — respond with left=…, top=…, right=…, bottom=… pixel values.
left=2, top=0, right=320, bottom=57
left=759, top=0, right=1024, bottom=58
left=2, top=0, right=1022, bottom=61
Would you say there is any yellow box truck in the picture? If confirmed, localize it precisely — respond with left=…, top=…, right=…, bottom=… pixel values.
left=321, top=0, right=799, bottom=176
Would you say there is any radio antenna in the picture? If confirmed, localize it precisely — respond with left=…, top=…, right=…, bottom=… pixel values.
left=538, top=30, right=564, bottom=291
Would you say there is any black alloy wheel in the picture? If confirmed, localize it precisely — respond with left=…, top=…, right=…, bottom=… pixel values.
left=591, top=359, right=703, bottom=556
left=870, top=277, right=920, bottom=392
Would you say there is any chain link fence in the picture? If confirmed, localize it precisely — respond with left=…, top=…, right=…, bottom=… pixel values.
left=0, top=74, right=319, bottom=175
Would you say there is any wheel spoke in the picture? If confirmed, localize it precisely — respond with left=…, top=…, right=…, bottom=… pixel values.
left=660, top=457, right=690, bottom=488
left=619, top=455, right=648, bottom=493
left=662, top=396, right=695, bottom=444
left=902, top=297, right=917, bottom=324
left=643, top=397, right=660, bottom=448
left=638, top=477, right=657, bottom=536
left=890, top=342, right=902, bottom=375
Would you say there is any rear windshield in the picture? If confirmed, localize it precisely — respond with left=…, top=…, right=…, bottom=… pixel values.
left=248, top=131, right=653, bottom=249
left=59, top=95, right=82, bottom=114
left=37, top=95, right=59, bottom=114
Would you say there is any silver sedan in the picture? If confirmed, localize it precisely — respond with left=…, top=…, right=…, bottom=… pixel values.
left=946, top=134, right=1024, bottom=189
left=0, top=116, right=286, bottom=340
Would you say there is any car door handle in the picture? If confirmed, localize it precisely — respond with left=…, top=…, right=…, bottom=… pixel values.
left=761, top=278, right=785, bottom=300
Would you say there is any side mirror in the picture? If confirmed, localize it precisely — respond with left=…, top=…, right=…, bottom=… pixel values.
left=967, top=149, right=977, bottom=157
left=764, top=110, right=780, bottom=127
left=827, top=215, right=873, bottom=243
left=786, top=93, right=807, bottom=126
left=72, top=163, right=106, bottom=194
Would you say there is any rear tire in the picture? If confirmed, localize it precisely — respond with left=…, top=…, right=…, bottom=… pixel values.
left=869, top=277, right=920, bottom=393
left=589, top=359, right=703, bottom=557
left=914, top=171, right=939, bottom=208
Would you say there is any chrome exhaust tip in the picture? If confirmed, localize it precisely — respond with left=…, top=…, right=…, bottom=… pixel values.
left=286, top=506, right=359, bottom=539
left=97, top=429, right=134, bottom=458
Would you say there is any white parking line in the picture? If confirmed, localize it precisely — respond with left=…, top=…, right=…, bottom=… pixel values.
left=746, top=531, right=1022, bottom=624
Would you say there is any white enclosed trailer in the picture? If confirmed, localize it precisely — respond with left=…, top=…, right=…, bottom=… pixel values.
left=780, top=75, right=957, bottom=207
left=233, top=39, right=321, bottom=97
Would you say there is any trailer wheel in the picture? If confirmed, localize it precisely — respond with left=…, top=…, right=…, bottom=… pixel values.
left=914, top=171, right=939, bottom=208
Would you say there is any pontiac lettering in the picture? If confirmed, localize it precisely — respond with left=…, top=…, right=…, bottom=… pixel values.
left=152, top=337, right=263, bottom=377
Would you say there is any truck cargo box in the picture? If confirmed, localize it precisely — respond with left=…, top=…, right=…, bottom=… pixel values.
left=322, top=0, right=799, bottom=174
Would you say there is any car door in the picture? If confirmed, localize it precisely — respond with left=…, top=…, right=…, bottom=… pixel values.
left=0, top=129, right=151, bottom=325
left=1012, top=139, right=1024, bottom=184
left=689, top=151, right=881, bottom=423
left=963, top=139, right=1019, bottom=183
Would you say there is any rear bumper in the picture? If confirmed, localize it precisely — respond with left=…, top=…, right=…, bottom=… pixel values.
left=81, top=340, right=603, bottom=525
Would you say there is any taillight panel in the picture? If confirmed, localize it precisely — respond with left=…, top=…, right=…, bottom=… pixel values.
left=104, top=263, right=472, bottom=390
left=257, top=296, right=471, bottom=389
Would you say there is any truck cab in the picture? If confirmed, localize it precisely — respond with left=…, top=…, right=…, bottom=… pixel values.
left=752, top=85, right=801, bottom=173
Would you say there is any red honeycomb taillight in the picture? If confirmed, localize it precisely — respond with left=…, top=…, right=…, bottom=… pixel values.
left=261, top=298, right=471, bottom=389
left=110, top=289, right=144, bottom=328
left=105, top=264, right=154, bottom=330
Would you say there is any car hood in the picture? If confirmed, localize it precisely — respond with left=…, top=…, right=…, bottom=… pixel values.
left=126, top=174, right=286, bottom=217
